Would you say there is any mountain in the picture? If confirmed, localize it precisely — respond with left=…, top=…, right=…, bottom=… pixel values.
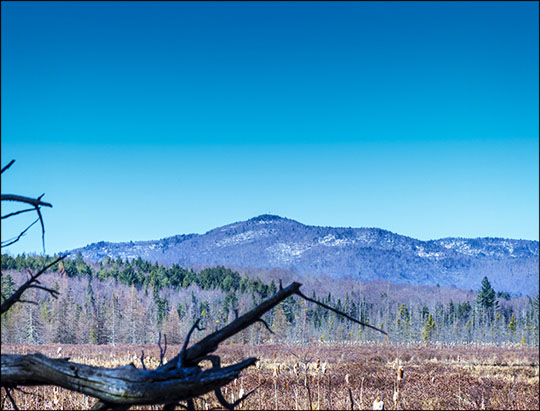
left=68, top=215, right=539, bottom=295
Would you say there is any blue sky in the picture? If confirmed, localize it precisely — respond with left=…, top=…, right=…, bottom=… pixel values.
left=1, top=1, right=538, bottom=255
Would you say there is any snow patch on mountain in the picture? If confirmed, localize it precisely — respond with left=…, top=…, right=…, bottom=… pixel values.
left=267, top=242, right=312, bottom=262
left=415, top=246, right=443, bottom=259
left=215, top=230, right=269, bottom=247
left=318, top=234, right=355, bottom=247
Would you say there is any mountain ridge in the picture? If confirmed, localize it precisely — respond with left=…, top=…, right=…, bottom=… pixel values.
left=68, top=214, right=539, bottom=295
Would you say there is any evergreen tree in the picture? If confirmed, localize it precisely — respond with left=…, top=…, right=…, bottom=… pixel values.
left=507, top=313, right=517, bottom=339
left=397, top=303, right=410, bottom=341
left=423, top=313, right=436, bottom=342
left=153, top=288, right=169, bottom=327
left=1, top=273, right=15, bottom=301
left=476, top=276, right=497, bottom=323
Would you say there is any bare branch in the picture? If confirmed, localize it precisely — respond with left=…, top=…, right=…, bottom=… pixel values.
left=199, top=355, right=234, bottom=410
left=1, top=194, right=53, bottom=208
left=17, top=299, right=39, bottom=306
left=27, top=284, right=60, bottom=298
left=295, top=289, right=388, bottom=335
left=140, top=351, right=146, bottom=370
left=176, top=319, right=204, bottom=368
left=158, top=332, right=168, bottom=367
left=12, top=386, right=45, bottom=401
left=256, top=318, right=274, bottom=334
left=0, top=255, right=67, bottom=314
left=1, top=160, right=15, bottom=174
left=5, top=387, right=19, bottom=411
left=36, top=206, right=46, bottom=253
left=198, top=355, right=261, bottom=410
left=1, top=194, right=52, bottom=253
left=1, top=207, right=35, bottom=219
left=1, top=218, right=39, bottom=248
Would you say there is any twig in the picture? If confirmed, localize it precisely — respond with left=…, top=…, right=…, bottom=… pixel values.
left=1, top=218, right=39, bottom=248
left=305, top=374, right=313, bottom=411
left=1, top=193, right=53, bottom=253
left=1, top=160, right=15, bottom=174
left=5, top=387, right=19, bottom=411
left=214, top=381, right=263, bottom=410
left=453, top=394, right=473, bottom=406
left=328, top=375, right=332, bottom=410
left=158, top=332, right=168, bottom=366
left=234, top=383, right=263, bottom=406
left=140, top=350, right=146, bottom=370
left=360, top=377, right=364, bottom=408
left=201, top=354, right=261, bottom=410
left=17, top=299, right=39, bottom=306
left=176, top=319, right=204, bottom=368
left=1, top=207, right=35, bottom=219
left=36, top=205, right=46, bottom=253
left=256, top=318, right=274, bottom=334
left=27, top=284, right=60, bottom=298
left=295, top=290, right=388, bottom=335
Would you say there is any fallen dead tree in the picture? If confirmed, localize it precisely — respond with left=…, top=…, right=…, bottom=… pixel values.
left=1, top=281, right=387, bottom=410
left=1, top=160, right=387, bottom=410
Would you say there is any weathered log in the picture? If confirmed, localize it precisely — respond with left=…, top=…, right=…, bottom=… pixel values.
left=2, top=353, right=256, bottom=406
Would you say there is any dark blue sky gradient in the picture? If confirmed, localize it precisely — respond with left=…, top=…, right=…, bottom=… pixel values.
left=2, top=1, right=538, bottom=254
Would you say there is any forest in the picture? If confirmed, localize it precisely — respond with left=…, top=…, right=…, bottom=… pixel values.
left=2, top=252, right=538, bottom=347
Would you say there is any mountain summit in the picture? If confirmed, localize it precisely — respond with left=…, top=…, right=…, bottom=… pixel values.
left=69, top=215, right=539, bottom=295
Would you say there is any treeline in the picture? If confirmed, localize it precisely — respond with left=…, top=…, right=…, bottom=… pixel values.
left=1, top=253, right=539, bottom=346
left=1, top=253, right=276, bottom=297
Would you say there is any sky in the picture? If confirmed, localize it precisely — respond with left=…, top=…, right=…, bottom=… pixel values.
left=1, top=1, right=538, bottom=256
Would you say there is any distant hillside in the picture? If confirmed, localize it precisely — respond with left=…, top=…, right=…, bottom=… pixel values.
left=68, top=215, right=539, bottom=295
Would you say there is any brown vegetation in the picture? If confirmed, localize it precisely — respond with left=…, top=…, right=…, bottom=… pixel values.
left=1, top=342, right=538, bottom=410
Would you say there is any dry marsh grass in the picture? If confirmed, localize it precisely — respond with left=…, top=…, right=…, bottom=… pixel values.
left=1, top=343, right=538, bottom=410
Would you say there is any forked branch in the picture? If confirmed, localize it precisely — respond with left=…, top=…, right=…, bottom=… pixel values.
left=2, top=159, right=54, bottom=252
left=0, top=255, right=66, bottom=315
